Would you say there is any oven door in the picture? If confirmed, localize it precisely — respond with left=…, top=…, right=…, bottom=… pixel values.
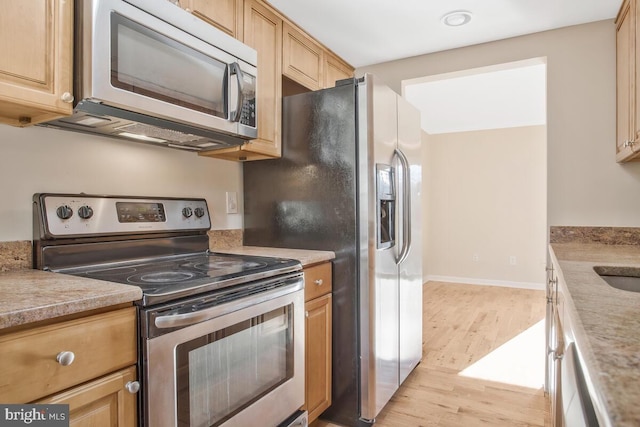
left=82, top=0, right=257, bottom=137
left=143, top=278, right=304, bottom=427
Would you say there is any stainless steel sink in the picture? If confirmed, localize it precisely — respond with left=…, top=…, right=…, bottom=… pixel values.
left=593, top=266, right=640, bottom=292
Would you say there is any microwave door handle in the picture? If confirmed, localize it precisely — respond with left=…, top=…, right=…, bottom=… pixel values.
left=229, top=62, right=244, bottom=122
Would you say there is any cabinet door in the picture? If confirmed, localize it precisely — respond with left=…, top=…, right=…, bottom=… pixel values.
left=634, top=0, right=640, bottom=155
left=616, top=0, right=637, bottom=161
left=304, top=293, right=332, bottom=423
left=37, top=366, right=138, bottom=427
left=283, top=22, right=323, bottom=90
left=0, top=0, right=73, bottom=126
left=179, top=0, right=243, bottom=40
left=324, top=52, right=354, bottom=88
left=243, top=0, right=282, bottom=157
left=200, top=0, right=282, bottom=161
left=551, top=306, right=564, bottom=427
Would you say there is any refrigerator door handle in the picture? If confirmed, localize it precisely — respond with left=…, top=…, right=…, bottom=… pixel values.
left=394, top=148, right=411, bottom=264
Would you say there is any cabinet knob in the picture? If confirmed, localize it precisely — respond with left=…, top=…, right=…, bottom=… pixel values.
left=624, top=140, right=636, bottom=148
left=305, top=311, right=309, bottom=318
left=61, top=92, right=74, bottom=103
left=314, top=279, right=323, bottom=286
left=125, top=381, right=141, bottom=394
left=56, top=351, right=75, bottom=366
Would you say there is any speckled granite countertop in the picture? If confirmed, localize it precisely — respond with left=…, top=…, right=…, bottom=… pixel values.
left=0, top=270, right=142, bottom=331
left=549, top=243, right=640, bottom=427
left=0, top=245, right=331, bottom=333
left=214, top=246, right=335, bottom=267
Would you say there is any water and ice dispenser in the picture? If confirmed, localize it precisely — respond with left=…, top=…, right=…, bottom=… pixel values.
left=376, top=164, right=395, bottom=249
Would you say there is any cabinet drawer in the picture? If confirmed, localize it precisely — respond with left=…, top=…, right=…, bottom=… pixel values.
left=0, top=307, right=137, bottom=403
left=304, top=262, right=332, bottom=301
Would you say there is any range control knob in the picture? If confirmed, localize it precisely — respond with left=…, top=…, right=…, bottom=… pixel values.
left=56, top=205, right=73, bottom=220
left=78, top=205, right=94, bottom=219
left=194, top=207, right=205, bottom=218
left=182, top=207, right=193, bottom=218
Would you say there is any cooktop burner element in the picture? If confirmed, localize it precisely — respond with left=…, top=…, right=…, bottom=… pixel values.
left=33, top=194, right=303, bottom=306
left=189, top=259, right=266, bottom=271
left=134, top=271, right=200, bottom=284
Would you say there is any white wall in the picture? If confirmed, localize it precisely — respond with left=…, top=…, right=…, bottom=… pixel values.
left=0, top=124, right=243, bottom=241
left=359, top=20, right=640, bottom=229
left=424, top=126, right=547, bottom=287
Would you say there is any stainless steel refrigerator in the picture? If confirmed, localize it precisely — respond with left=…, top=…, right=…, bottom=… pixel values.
left=243, top=74, right=422, bottom=426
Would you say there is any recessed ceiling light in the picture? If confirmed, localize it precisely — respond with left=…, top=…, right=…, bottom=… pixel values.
left=441, top=10, right=473, bottom=27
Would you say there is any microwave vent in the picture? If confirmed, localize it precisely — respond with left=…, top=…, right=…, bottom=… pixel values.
left=40, top=97, right=246, bottom=152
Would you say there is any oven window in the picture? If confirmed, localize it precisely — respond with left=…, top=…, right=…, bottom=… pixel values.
left=176, top=305, right=294, bottom=427
left=110, top=13, right=227, bottom=118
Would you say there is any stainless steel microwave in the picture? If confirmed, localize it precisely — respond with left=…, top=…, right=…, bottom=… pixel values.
left=43, top=0, right=257, bottom=151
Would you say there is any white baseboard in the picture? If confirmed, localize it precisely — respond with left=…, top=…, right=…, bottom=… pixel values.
left=424, top=275, right=545, bottom=291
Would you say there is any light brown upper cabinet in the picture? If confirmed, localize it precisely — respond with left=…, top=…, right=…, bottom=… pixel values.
left=201, top=0, right=282, bottom=161
left=283, top=23, right=324, bottom=91
left=616, top=0, right=640, bottom=162
left=201, top=0, right=353, bottom=161
left=324, top=51, right=354, bottom=88
left=0, top=0, right=73, bottom=127
left=178, top=0, right=244, bottom=40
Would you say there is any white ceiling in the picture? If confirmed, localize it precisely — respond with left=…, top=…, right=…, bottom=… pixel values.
left=404, top=61, right=547, bottom=134
left=268, top=0, right=621, bottom=68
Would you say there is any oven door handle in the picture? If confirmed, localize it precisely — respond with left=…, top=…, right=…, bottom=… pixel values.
left=154, top=278, right=304, bottom=329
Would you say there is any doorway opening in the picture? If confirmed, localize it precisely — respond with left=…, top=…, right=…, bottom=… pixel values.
left=402, top=57, right=548, bottom=291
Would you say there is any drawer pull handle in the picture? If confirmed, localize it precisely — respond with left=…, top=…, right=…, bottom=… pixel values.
left=314, top=279, right=323, bottom=286
left=56, top=351, right=75, bottom=366
left=125, top=381, right=141, bottom=394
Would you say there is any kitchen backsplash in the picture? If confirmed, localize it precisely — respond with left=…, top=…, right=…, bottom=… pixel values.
left=550, top=226, right=640, bottom=245
left=0, top=230, right=244, bottom=272
left=0, top=241, right=32, bottom=272
left=208, top=229, right=243, bottom=249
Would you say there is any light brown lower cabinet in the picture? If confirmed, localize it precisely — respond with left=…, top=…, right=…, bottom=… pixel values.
left=303, top=262, right=332, bottom=423
left=0, top=306, right=138, bottom=427
left=37, top=366, right=137, bottom=427
left=305, top=293, right=332, bottom=422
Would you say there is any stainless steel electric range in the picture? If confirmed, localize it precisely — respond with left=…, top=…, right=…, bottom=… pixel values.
left=33, top=193, right=308, bottom=427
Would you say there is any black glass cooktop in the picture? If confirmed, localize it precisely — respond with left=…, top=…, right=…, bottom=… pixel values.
left=62, top=252, right=301, bottom=306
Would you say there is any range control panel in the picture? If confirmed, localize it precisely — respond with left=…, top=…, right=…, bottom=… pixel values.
left=35, top=194, right=211, bottom=238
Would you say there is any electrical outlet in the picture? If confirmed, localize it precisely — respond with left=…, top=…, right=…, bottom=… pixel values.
left=509, top=256, right=517, bottom=265
left=473, top=253, right=479, bottom=262
left=226, top=191, right=238, bottom=214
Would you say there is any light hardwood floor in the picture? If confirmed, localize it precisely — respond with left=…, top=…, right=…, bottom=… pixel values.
left=313, top=281, right=550, bottom=427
